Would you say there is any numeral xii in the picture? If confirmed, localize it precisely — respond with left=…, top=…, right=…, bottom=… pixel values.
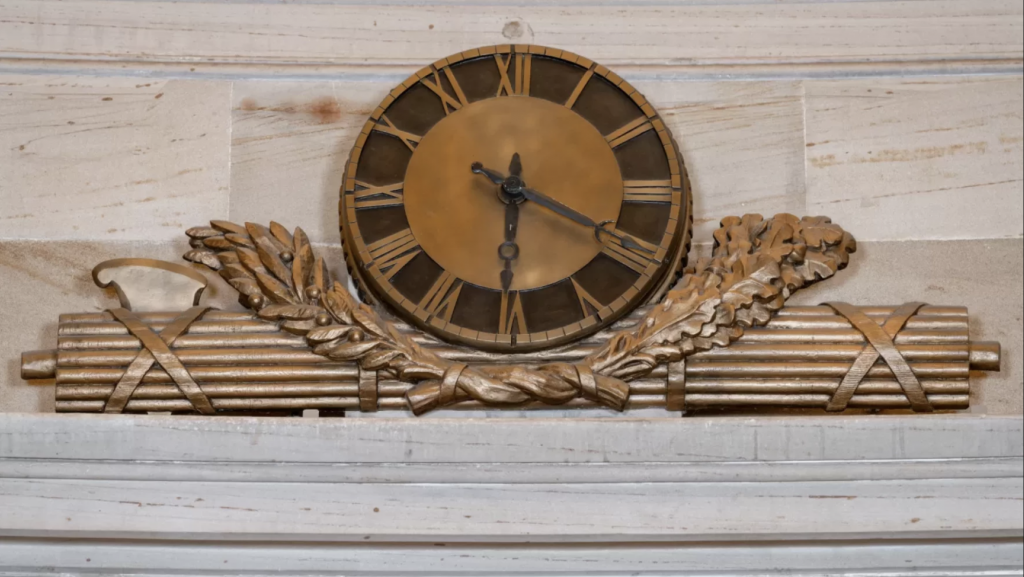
left=496, top=53, right=532, bottom=96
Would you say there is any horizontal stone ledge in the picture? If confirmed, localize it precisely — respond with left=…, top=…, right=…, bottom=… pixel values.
left=1, top=476, right=1020, bottom=542
left=1, top=413, right=1020, bottom=464
left=1, top=57, right=1021, bottom=82
left=1, top=456, right=1020, bottom=485
left=1, top=537, right=1021, bottom=575
left=1, top=0, right=1019, bottom=69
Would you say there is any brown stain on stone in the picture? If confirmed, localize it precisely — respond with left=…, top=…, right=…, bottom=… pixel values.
left=237, top=96, right=341, bottom=124
left=811, top=142, right=989, bottom=169
left=856, top=142, right=987, bottom=164
left=809, top=495, right=858, bottom=500
left=809, top=154, right=838, bottom=168
left=306, top=96, right=342, bottom=124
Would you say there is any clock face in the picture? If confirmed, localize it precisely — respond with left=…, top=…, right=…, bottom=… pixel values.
left=341, top=45, right=691, bottom=352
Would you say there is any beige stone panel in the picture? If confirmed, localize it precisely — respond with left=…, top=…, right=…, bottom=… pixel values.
left=637, top=80, right=805, bottom=240
left=804, top=76, right=1023, bottom=241
left=230, top=80, right=392, bottom=244
left=0, top=1, right=1020, bottom=66
left=0, top=76, right=230, bottom=241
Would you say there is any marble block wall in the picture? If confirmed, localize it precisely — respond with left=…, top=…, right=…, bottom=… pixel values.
left=1, top=0, right=1021, bottom=413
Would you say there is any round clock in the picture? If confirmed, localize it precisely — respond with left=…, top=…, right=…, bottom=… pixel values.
left=341, top=45, right=691, bottom=352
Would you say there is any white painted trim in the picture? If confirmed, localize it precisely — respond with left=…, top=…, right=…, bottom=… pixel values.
left=1, top=538, right=1022, bottom=576
left=0, top=414, right=1021, bottom=574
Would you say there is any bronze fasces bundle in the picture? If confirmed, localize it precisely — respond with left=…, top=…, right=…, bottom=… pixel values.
left=24, top=302, right=1000, bottom=414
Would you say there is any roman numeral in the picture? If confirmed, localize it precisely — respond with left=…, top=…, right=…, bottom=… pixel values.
left=419, top=271, right=462, bottom=323
left=495, top=54, right=514, bottom=97
left=367, top=229, right=420, bottom=280
left=601, top=230, right=659, bottom=275
left=373, top=114, right=421, bottom=151
left=353, top=180, right=404, bottom=209
left=495, top=53, right=532, bottom=97
left=515, top=53, right=532, bottom=96
left=564, top=66, right=595, bottom=109
left=421, top=67, right=469, bottom=115
left=623, top=180, right=673, bottom=203
left=606, top=117, right=654, bottom=148
left=499, top=291, right=528, bottom=336
left=571, top=277, right=605, bottom=318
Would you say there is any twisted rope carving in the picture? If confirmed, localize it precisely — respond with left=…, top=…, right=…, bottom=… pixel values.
left=184, top=214, right=855, bottom=415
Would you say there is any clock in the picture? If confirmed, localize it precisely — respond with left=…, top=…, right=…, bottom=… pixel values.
left=341, top=45, right=691, bottom=352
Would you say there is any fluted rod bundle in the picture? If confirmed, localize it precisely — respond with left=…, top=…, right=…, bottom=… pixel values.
left=22, top=303, right=999, bottom=414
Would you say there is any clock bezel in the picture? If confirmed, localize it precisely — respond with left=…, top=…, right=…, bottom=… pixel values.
left=340, top=44, right=693, bottom=353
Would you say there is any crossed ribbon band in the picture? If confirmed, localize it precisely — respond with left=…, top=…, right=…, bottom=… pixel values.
left=823, top=301, right=933, bottom=412
left=103, top=306, right=215, bottom=414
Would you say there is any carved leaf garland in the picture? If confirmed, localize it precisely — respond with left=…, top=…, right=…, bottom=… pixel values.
left=184, top=214, right=856, bottom=415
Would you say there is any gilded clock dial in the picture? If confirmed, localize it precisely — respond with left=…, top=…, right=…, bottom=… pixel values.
left=341, top=45, right=691, bottom=352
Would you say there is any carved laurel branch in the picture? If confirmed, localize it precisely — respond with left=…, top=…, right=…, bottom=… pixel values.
left=183, top=214, right=855, bottom=415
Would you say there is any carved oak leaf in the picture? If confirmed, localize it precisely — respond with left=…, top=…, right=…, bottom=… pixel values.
left=799, top=216, right=846, bottom=248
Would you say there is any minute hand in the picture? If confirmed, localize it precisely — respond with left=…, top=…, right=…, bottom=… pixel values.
left=520, top=187, right=655, bottom=255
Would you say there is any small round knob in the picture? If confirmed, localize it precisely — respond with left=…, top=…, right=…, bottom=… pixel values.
left=248, top=294, right=265, bottom=309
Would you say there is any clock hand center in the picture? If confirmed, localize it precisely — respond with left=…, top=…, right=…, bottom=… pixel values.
left=470, top=159, right=656, bottom=261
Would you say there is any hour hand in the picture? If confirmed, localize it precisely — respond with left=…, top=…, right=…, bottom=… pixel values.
left=508, top=153, right=522, bottom=177
left=470, top=162, right=506, bottom=185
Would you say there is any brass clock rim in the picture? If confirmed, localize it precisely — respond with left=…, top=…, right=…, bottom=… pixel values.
left=339, top=43, right=694, bottom=353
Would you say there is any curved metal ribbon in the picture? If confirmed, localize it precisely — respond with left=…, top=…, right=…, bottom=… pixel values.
left=104, top=306, right=214, bottom=414
left=823, top=302, right=932, bottom=412
left=439, top=363, right=467, bottom=407
left=576, top=365, right=599, bottom=402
